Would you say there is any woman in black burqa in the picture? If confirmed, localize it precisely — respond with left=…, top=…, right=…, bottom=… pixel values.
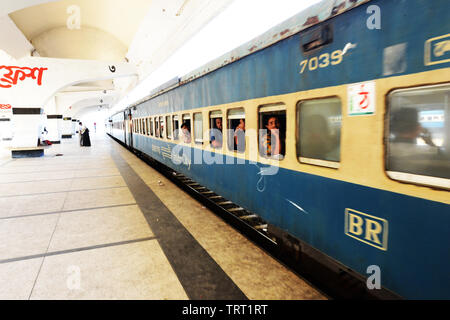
left=80, top=124, right=91, bottom=147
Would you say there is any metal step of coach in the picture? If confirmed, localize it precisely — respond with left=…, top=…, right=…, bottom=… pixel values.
left=171, top=172, right=276, bottom=246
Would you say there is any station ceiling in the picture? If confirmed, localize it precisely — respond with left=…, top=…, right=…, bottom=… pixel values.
left=2, top=0, right=234, bottom=112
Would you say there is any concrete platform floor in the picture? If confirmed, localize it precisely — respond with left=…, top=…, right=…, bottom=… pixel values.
left=0, top=133, right=326, bottom=300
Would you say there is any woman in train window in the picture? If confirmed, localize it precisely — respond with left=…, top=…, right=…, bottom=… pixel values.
left=181, top=122, right=191, bottom=143
left=234, top=118, right=246, bottom=152
left=260, top=116, right=284, bottom=159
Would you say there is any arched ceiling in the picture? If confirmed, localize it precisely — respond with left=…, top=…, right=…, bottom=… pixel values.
left=9, top=0, right=153, bottom=61
left=3, top=0, right=235, bottom=115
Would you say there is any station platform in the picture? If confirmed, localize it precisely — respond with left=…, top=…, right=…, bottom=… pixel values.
left=0, top=133, right=326, bottom=300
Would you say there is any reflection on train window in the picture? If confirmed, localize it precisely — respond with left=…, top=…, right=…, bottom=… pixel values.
left=297, top=97, right=341, bottom=168
left=259, top=104, right=286, bottom=159
left=182, top=114, right=191, bottom=143
left=227, top=108, right=246, bottom=153
left=173, top=115, right=179, bottom=140
left=194, top=112, right=203, bottom=144
left=160, top=116, right=165, bottom=138
left=166, top=115, right=172, bottom=139
left=210, top=110, right=223, bottom=149
left=155, top=117, right=160, bottom=138
left=150, top=117, right=154, bottom=136
left=387, top=84, right=450, bottom=189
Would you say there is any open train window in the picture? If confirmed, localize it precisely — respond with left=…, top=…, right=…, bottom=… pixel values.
left=209, top=110, right=223, bottom=149
left=227, top=108, right=246, bottom=153
left=145, top=118, right=149, bottom=136
left=297, top=97, right=341, bottom=169
left=155, top=117, right=160, bottom=138
left=259, top=104, right=286, bottom=160
left=194, top=112, right=203, bottom=145
left=386, top=84, right=450, bottom=189
left=173, top=115, right=180, bottom=140
left=166, top=115, right=172, bottom=139
left=159, top=116, right=165, bottom=138
left=150, top=117, right=154, bottom=136
left=181, top=114, right=191, bottom=143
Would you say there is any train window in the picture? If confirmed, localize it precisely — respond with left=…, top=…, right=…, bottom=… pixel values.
left=297, top=97, right=341, bottom=168
left=194, top=112, right=203, bottom=144
left=182, top=114, right=191, bottom=143
left=166, top=115, right=172, bottom=139
left=160, top=116, right=165, bottom=138
left=145, top=118, right=149, bottom=136
left=227, top=108, right=246, bottom=153
left=155, top=117, right=160, bottom=138
left=150, top=117, right=154, bottom=136
left=173, top=115, right=180, bottom=140
left=386, top=84, right=450, bottom=189
left=209, top=111, right=223, bottom=149
left=259, top=104, right=286, bottom=160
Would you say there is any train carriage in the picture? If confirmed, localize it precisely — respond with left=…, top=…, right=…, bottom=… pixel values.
left=108, top=0, right=450, bottom=299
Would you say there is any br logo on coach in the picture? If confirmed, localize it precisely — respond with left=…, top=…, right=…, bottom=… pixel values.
left=345, top=208, right=388, bottom=251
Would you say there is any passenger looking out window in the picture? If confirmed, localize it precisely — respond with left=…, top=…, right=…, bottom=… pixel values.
left=259, top=108, right=286, bottom=159
left=181, top=122, right=191, bottom=143
left=173, top=116, right=180, bottom=140
left=210, top=117, right=223, bottom=148
left=234, top=119, right=246, bottom=153
left=227, top=108, right=246, bottom=153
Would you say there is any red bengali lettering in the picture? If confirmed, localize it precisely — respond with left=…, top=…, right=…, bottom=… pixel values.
left=0, top=66, right=48, bottom=89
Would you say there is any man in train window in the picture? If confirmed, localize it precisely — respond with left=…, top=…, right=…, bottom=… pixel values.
left=210, top=118, right=223, bottom=148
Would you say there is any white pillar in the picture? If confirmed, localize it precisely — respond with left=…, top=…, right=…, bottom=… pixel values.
left=11, top=107, right=45, bottom=148
left=62, top=117, right=73, bottom=139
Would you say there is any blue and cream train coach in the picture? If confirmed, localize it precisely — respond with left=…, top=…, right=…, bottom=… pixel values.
left=108, top=0, right=450, bottom=299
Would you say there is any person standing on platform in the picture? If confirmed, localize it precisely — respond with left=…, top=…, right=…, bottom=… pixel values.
left=81, top=124, right=91, bottom=147
left=78, top=121, right=83, bottom=146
